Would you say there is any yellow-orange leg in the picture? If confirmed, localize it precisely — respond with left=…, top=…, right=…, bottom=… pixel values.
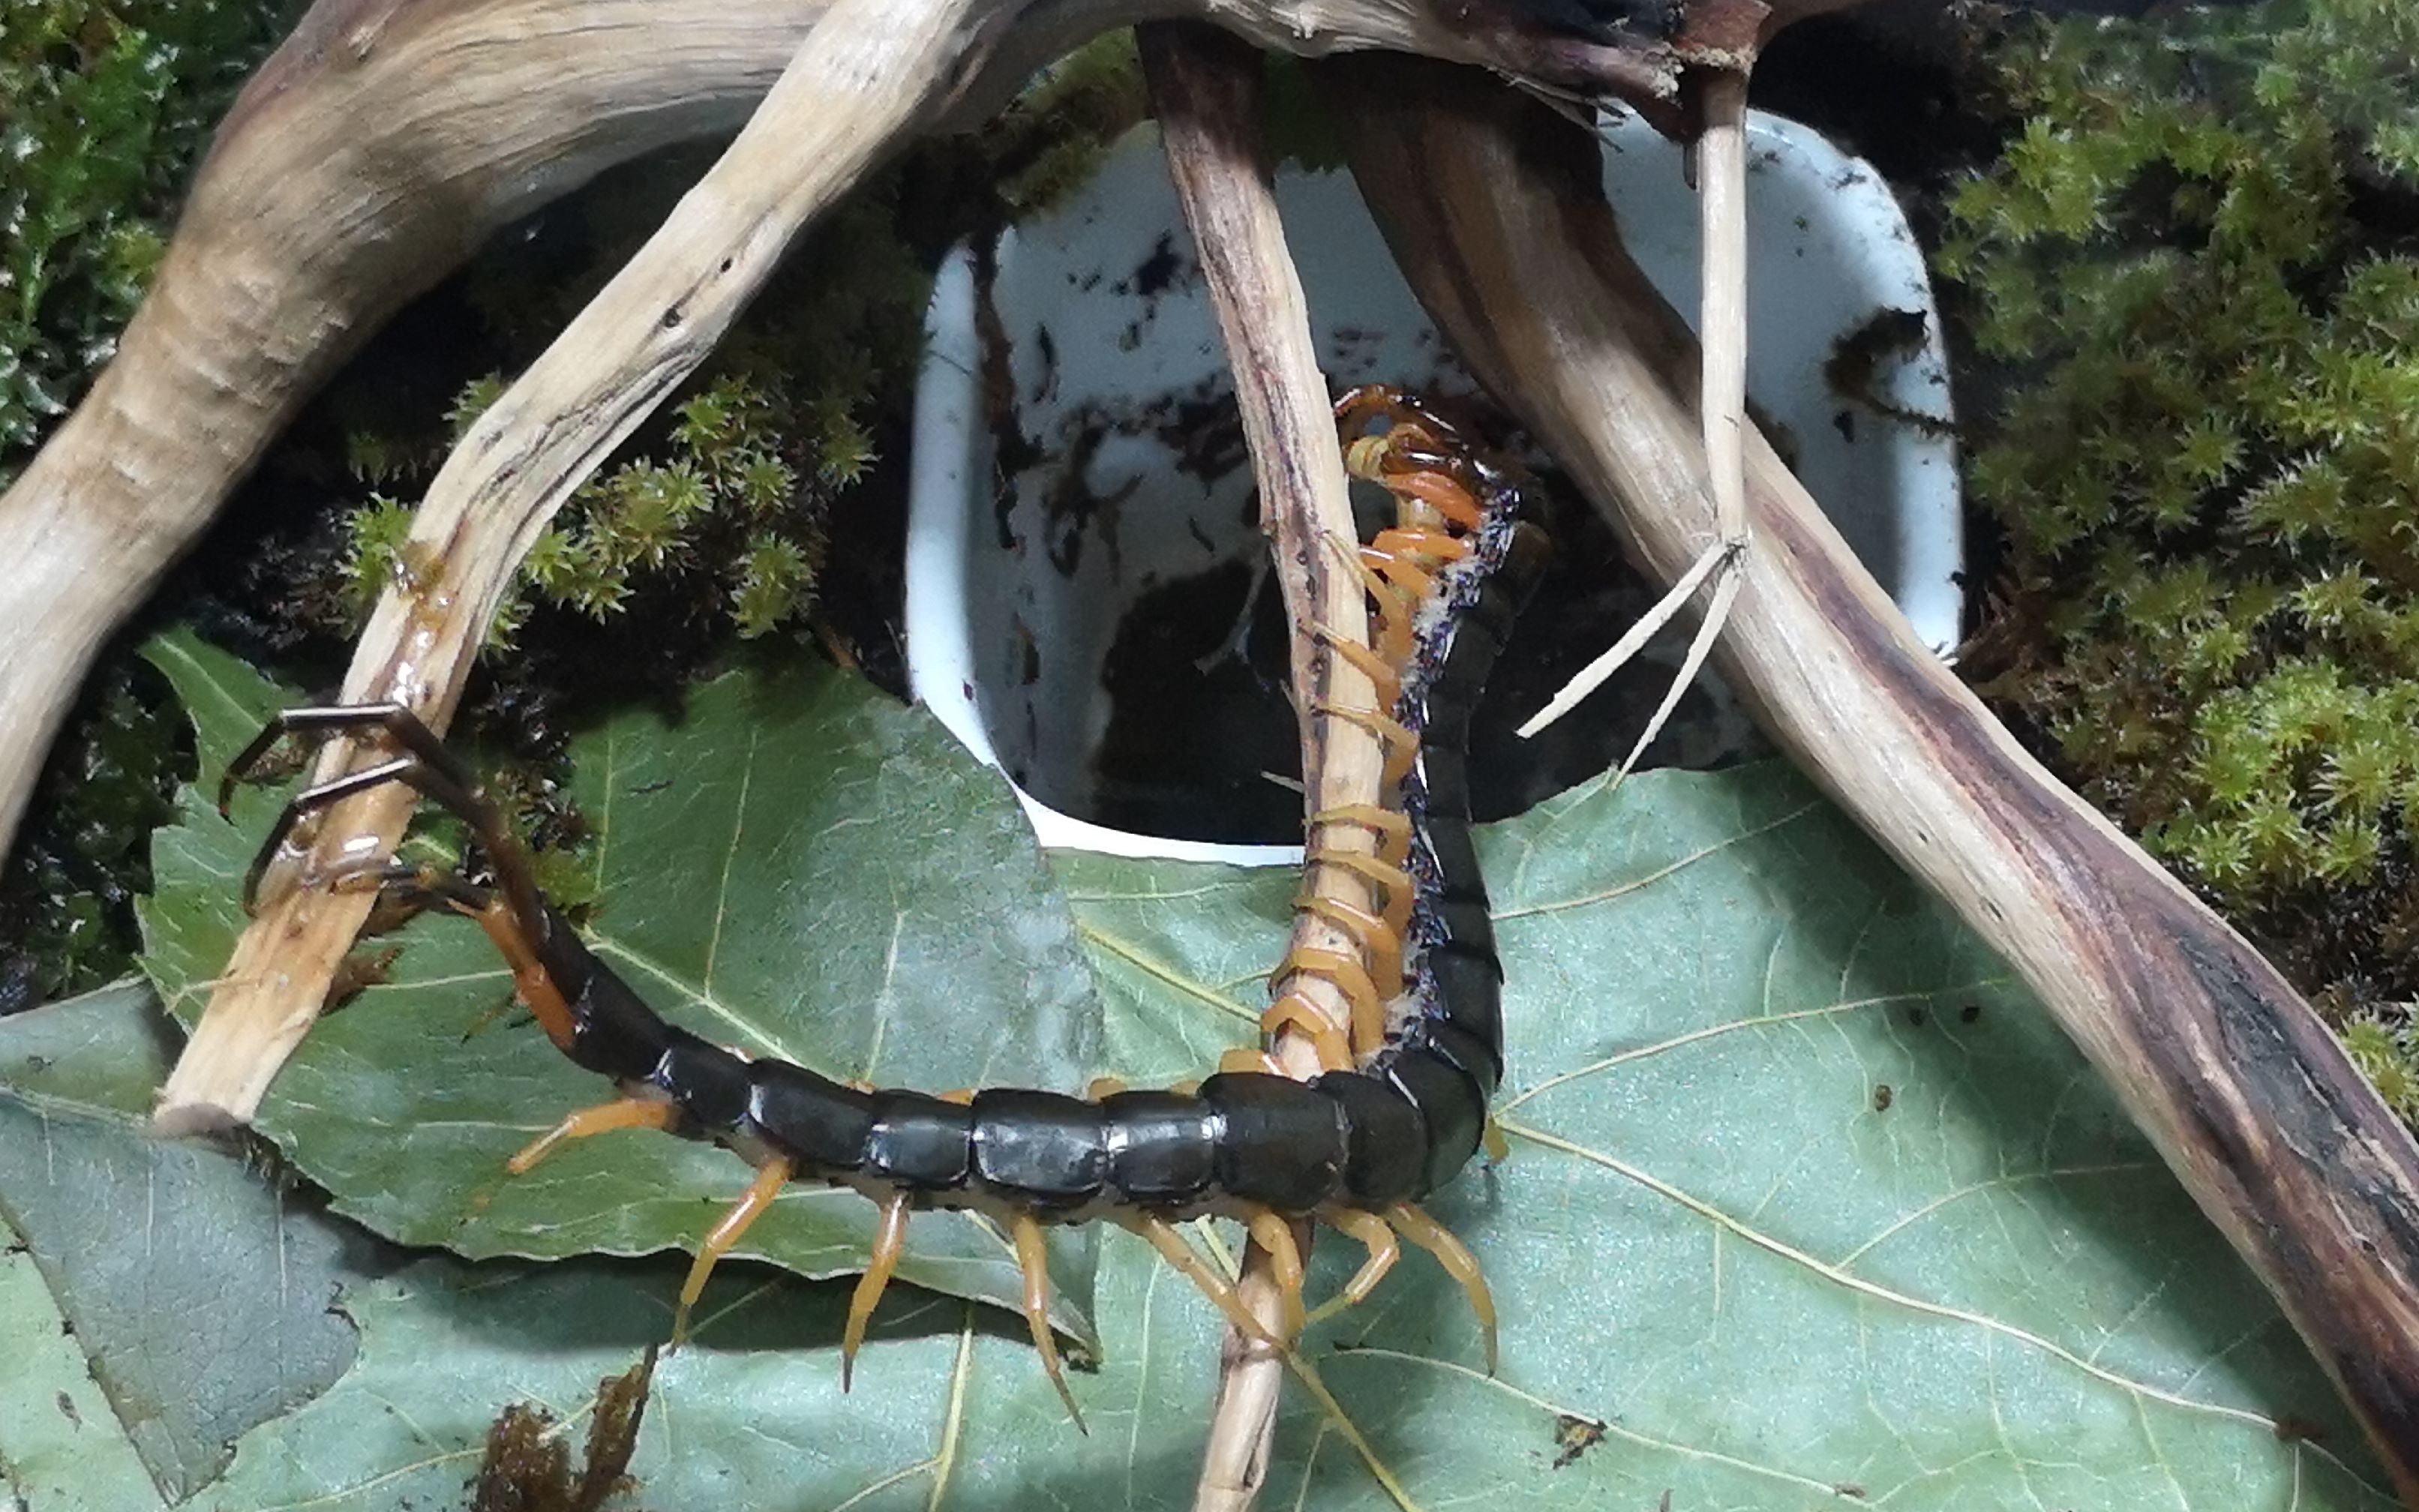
left=1370, top=525, right=1469, bottom=567
left=1310, top=533, right=1417, bottom=674
left=1123, top=1216, right=1284, bottom=1349
left=1305, top=850, right=1415, bottom=944
left=507, top=1096, right=678, bottom=1175
left=1085, top=1076, right=1129, bottom=1100
left=1379, top=466, right=1485, bottom=530
left=1219, top=1046, right=1286, bottom=1076
left=842, top=1193, right=912, bottom=1390
left=673, top=1156, right=793, bottom=1344
left=1271, top=946, right=1385, bottom=1061
left=1257, top=988, right=1355, bottom=1071
left=1243, top=1208, right=1309, bottom=1338
left=1313, top=624, right=1405, bottom=712
left=1388, top=1203, right=1499, bottom=1375
left=1011, top=1215, right=1085, bottom=1431
left=1361, top=549, right=1438, bottom=604
left=1305, top=1206, right=1401, bottom=1328
left=935, top=1088, right=977, bottom=1106
left=1292, top=892, right=1404, bottom=1021
left=1312, top=802, right=1413, bottom=871
left=1484, top=1120, right=1511, bottom=1164
left=1309, top=700, right=1417, bottom=793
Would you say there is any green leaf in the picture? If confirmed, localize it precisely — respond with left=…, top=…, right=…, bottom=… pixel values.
left=0, top=981, right=369, bottom=1504
left=118, top=638, right=2391, bottom=1505
left=136, top=635, right=1104, bottom=1346
left=0, top=1212, right=167, bottom=1512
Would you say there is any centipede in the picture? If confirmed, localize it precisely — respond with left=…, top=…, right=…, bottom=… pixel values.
left=222, top=384, right=1549, bottom=1427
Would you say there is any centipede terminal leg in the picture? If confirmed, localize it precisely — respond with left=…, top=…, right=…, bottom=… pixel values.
left=842, top=1193, right=913, bottom=1389
left=1011, top=1215, right=1085, bottom=1431
left=1387, top=1204, right=1499, bottom=1376
left=673, top=1156, right=794, bottom=1345
left=508, top=1096, right=679, bottom=1174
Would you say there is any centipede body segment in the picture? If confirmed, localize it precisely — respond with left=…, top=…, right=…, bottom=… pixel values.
left=224, top=386, right=1547, bottom=1413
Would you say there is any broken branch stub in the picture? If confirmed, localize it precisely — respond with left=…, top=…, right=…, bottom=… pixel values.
left=1326, top=54, right=2419, bottom=1502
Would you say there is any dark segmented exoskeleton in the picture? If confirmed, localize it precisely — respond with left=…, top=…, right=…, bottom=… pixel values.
left=222, top=386, right=1547, bottom=1424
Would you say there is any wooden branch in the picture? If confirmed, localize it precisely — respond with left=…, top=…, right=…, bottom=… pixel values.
left=1138, top=24, right=1378, bottom=1510
left=156, top=0, right=1004, bottom=1127
left=1324, top=53, right=2419, bottom=1502
left=0, top=0, right=837, bottom=864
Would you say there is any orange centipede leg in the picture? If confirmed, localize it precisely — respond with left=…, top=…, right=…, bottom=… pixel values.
left=842, top=1193, right=912, bottom=1390
left=1309, top=701, right=1416, bottom=791
left=1271, top=946, right=1385, bottom=1058
left=1219, top=1046, right=1286, bottom=1076
left=1364, top=550, right=1437, bottom=604
left=673, top=1155, right=794, bottom=1344
left=1307, top=849, right=1416, bottom=940
left=1388, top=1203, right=1499, bottom=1376
left=1310, top=802, right=1413, bottom=871
left=1313, top=530, right=1418, bottom=654
left=1124, top=1215, right=1283, bottom=1348
left=1305, top=1206, right=1400, bottom=1326
left=1370, top=526, right=1469, bottom=566
left=935, top=1088, right=976, bottom=1106
left=1085, top=1076, right=1129, bottom=1100
left=507, top=1096, right=679, bottom=1174
left=1292, top=892, right=1404, bottom=1016
left=1244, top=1208, right=1309, bottom=1338
left=1258, top=988, right=1355, bottom=1071
left=1385, top=469, right=1484, bottom=530
left=1312, top=624, right=1403, bottom=710
left=1012, top=1215, right=1086, bottom=1431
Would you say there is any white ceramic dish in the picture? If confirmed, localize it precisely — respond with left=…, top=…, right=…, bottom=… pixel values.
left=906, top=113, right=1959, bottom=863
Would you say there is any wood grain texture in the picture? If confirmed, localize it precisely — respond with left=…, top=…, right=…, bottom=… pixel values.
left=1139, top=24, right=1375, bottom=1508
left=1325, top=54, right=2419, bottom=1500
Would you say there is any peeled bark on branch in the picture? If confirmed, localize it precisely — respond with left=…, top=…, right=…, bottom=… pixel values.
left=1325, top=53, right=2419, bottom=1502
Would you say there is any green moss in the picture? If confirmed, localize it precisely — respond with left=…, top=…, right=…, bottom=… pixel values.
left=0, top=0, right=294, bottom=484
left=1952, top=1, right=2419, bottom=1042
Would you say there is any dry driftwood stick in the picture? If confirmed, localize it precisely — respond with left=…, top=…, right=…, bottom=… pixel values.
left=0, top=0, right=836, bottom=863
left=1138, top=23, right=1379, bottom=1508
left=158, top=0, right=1007, bottom=1128
left=1327, top=54, right=2419, bottom=1500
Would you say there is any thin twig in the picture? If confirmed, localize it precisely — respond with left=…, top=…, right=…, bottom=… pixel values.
left=1139, top=23, right=1374, bottom=1511
left=1518, top=62, right=1752, bottom=772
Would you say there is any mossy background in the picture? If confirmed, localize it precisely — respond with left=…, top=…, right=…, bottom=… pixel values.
left=1945, top=0, right=2419, bottom=1112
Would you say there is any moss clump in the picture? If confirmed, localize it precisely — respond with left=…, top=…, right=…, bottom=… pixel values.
left=0, top=0, right=293, bottom=484
left=1946, top=2, right=2419, bottom=1012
